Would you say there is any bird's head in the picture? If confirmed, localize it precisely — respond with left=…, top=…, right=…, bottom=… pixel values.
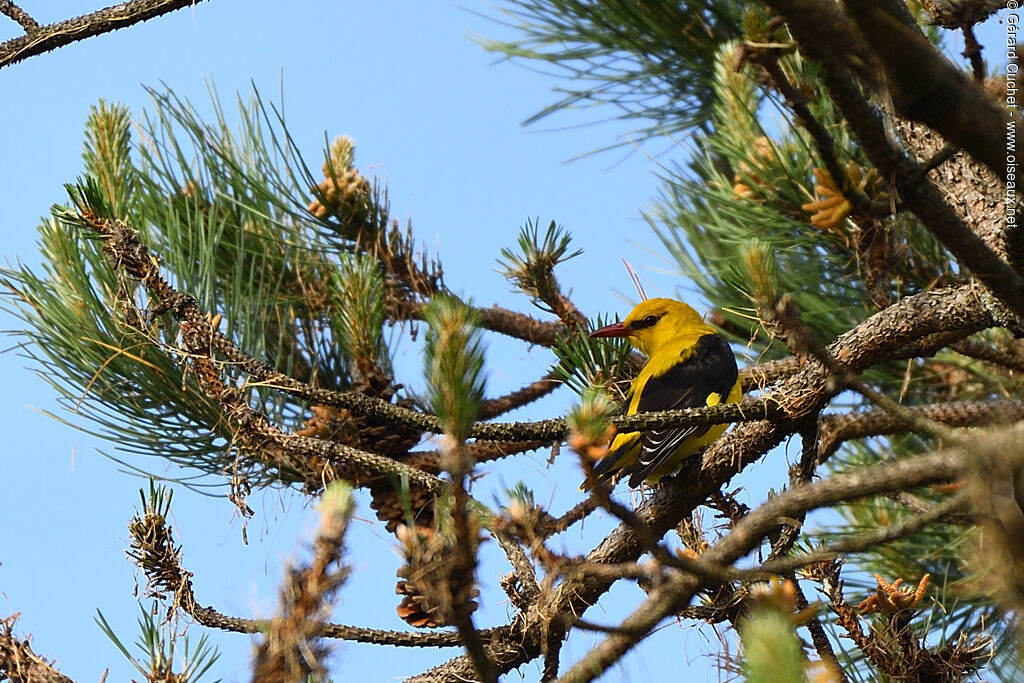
left=588, top=298, right=707, bottom=356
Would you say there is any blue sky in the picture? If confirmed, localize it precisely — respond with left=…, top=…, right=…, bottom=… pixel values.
left=0, top=2, right=1008, bottom=682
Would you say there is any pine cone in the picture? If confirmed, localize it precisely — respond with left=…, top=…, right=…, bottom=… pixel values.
left=368, top=480, right=436, bottom=534
left=393, top=524, right=480, bottom=628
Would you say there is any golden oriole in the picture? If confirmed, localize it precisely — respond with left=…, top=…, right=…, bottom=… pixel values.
left=586, top=298, right=741, bottom=488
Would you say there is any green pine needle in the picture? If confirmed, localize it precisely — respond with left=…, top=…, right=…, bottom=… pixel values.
left=82, top=100, right=136, bottom=218
left=422, top=295, right=487, bottom=443
left=331, top=253, right=391, bottom=381
left=552, top=314, right=632, bottom=401
left=96, top=602, right=221, bottom=683
left=502, top=481, right=536, bottom=511
left=482, top=0, right=743, bottom=149
left=740, top=240, right=780, bottom=310
left=2, top=83, right=399, bottom=491
left=497, top=218, right=581, bottom=313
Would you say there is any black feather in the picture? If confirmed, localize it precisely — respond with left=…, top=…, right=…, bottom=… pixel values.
left=626, top=334, right=738, bottom=486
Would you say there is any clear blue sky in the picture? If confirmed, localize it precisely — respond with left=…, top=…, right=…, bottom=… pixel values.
left=0, top=2, right=1005, bottom=682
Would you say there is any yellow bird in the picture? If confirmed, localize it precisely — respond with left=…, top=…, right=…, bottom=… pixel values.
left=586, top=298, right=741, bottom=488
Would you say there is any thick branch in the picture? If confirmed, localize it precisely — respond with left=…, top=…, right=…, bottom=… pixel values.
left=0, top=0, right=209, bottom=70
left=818, top=398, right=1024, bottom=462
left=898, top=121, right=1007, bottom=261
left=841, top=0, right=1007, bottom=181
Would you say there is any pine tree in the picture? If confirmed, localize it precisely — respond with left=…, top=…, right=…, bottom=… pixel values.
left=2, top=1, right=1022, bottom=681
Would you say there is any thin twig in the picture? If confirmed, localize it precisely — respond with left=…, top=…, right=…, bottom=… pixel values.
left=443, top=441, right=498, bottom=683
left=194, top=605, right=510, bottom=647
left=542, top=497, right=601, bottom=538
left=586, top=475, right=729, bottom=585
left=766, top=419, right=820, bottom=562
left=790, top=579, right=847, bottom=682
left=479, top=372, right=561, bottom=420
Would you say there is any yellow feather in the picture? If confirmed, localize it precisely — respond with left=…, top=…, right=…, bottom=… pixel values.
left=587, top=298, right=742, bottom=487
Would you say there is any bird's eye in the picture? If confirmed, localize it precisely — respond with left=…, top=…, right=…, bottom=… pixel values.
left=643, top=315, right=658, bottom=327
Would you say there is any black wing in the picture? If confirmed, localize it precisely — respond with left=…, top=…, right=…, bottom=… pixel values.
left=627, top=334, right=738, bottom=487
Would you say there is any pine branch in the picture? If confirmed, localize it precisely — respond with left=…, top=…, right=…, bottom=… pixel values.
left=770, top=295, right=961, bottom=443
left=477, top=295, right=1011, bottom=439
left=392, top=298, right=566, bottom=347
left=408, top=440, right=549, bottom=472
left=497, top=218, right=586, bottom=329
left=479, top=372, right=561, bottom=419
left=818, top=398, right=1024, bottom=463
left=766, top=420, right=820, bottom=562
left=62, top=185, right=1013, bottom=471
left=64, top=204, right=446, bottom=492
left=127, top=490, right=504, bottom=648
left=0, top=0, right=209, bottom=70
left=31, top=200, right=790, bottom=448
left=0, top=614, right=74, bottom=683
left=475, top=304, right=566, bottom=346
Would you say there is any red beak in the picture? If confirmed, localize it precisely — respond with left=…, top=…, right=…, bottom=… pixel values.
left=588, top=321, right=630, bottom=339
